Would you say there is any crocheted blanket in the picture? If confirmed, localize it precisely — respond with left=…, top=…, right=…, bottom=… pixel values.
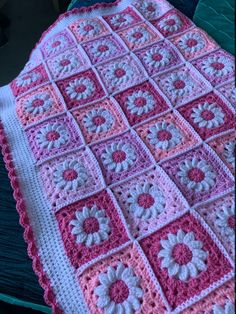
left=0, top=0, right=235, bottom=313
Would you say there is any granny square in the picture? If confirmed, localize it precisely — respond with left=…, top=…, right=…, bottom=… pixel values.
left=217, top=80, right=236, bottom=109
left=71, top=98, right=128, bottom=144
left=46, top=47, right=89, bottom=80
left=117, top=22, right=160, bottom=50
left=208, top=132, right=235, bottom=174
left=195, top=193, right=235, bottom=258
left=112, top=166, right=189, bottom=238
left=91, top=130, right=154, bottom=185
left=133, top=0, right=172, bottom=21
left=69, top=18, right=109, bottom=43
left=140, top=212, right=233, bottom=310
left=38, top=148, right=105, bottom=211
left=56, top=69, right=106, bottom=109
left=135, top=40, right=184, bottom=76
left=55, top=190, right=130, bottom=269
left=154, top=63, right=211, bottom=107
left=81, top=34, right=127, bottom=64
left=79, top=243, right=168, bottom=313
left=16, top=84, right=65, bottom=127
left=96, top=54, right=146, bottom=94
left=102, top=7, right=142, bottom=31
left=114, top=80, right=170, bottom=126
left=178, top=92, right=235, bottom=140
left=161, top=145, right=234, bottom=206
left=25, top=113, right=84, bottom=163
left=152, top=8, right=193, bottom=38
left=135, top=110, right=201, bottom=162
left=170, top=27, right=219, bottom=60
left=11, top=64, right=49, bottom=97
left=191, top=49, right=235, bottom=87
left=40, top=30, right=75, bottom=59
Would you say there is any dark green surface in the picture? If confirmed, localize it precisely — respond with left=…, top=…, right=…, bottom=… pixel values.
left=193, top=0, right=235, bottom=55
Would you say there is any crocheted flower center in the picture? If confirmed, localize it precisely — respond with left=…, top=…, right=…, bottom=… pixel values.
left=84, top=24, right=94, bottom=32
left=115, top=68, right=126, bottom=78
left=133, top=31, right=143, bottom=39
left=117, top=17, right=126, bottom=23
left=228, top=215, right=235, bottom=229
left=60, top=59, right=71, bottom=66
left=166, top=19, right=176, bottom=26
left=201, top=110, right=215, bottom=121
left=147, top=4, right=155, bottom=12
left=32, top=99, right=44, bottom=107
left=83, top=217, right=99, bottom=233
left=52, top=40, right=61, bottom=48
left=109, top=280, right=129, bottom=304
left=112, top=150, right=126, bottom=163
left=22, top=75, right=31, bottom=81
left=63, top=169, right=78, bottom=181
left=187, top=39, right=198, bottom=47
left=98, top=44, right=109, bottom=52
left=138, top=193, right=155, bottom=209
left=92, top=115, right=106, bottom=126
left=152, top=53, right=163, bottom=61
left=174, top=79, right=186, bottom=89
left=46, top=131, right=60, bottom=141
left=134, top=97, right=147, bottom=107
left=188, top=168, right=205, bottom=183
left=157, top=130, right=172, bottom=141
left=75, top=84, right=87, bottom=93
left=211, top=62, right=225, bottom=70
left=172, top=243, right=193, bottom=265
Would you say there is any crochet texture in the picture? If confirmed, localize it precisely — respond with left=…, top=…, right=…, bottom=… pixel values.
left=0, top=0, right=235, bottom=313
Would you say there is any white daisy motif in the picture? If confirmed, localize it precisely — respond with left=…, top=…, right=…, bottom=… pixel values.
left=212, top=300, right=235, bottom=314
left=90, top=39, right=117, bottom=59
left=16, top=72, right=41, bottom=87
left=94, top=262, right=143, bottom=314
left=66, top=77, right=95, bottom=101
left=147, top=122, right=182, bottom=150
left=110, top=13, right=134, bottom=28
left=101, top=142, right=136, bottom=173
left=45, top=35, right=67, bottom=55
left=178, top=32, right=205, bottom=53
left=165, top=73, right=194, bottom=97
left=177, top=157, right=216, bottom=192
left=105, top=61, right=134, bottom=85
left=159, top=14, right=183, bottom=33
left=36, top=123, right=70, bottom=150
left=83, top=108, right=114, bottom=134
left=127, top=183, right=166, bottom=219
left=126, top=90, right=155, bottom=116
left=70, top=205, right=111, bottom=247
left=126, top=26, right=151, bottom=45
left=215, top=203, right=235, bottom=240
left=158, top=229, right=208, bottom=281
left=53, top=53, right=80, bottom=75
left=191, top=102, right=225, bottom=129
left=24, top=93, right=53, bottom=115
left=77, top=20, right=101, bottom=37
left=138, top=1, right=160, bottom=19
left=143, top=47, right=171, bottom=68
left=54, top=160, right=88, bottom=191
left=223, top=141, right=235, bottom=166
left=202, top=55, right=234, bottom=77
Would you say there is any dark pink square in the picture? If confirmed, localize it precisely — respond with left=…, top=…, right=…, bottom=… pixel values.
left=26, top=113, right=84, bottom=163
left=152, top=9, right=193, bottom=37
left=140, top=213, right=233, bottom=310
left=11, top=65, right=49, bottom=97
left=161, top=145, right=234, bottom=206
left=135, top=40, right=183, bottom=76
left=114, top=80, right=170, bottom=126
left=56, top=69, right=106, bottom=110
left=91, top=131, right=154, bottom=185
left=56, top=190, right=129, bottom=269
left=178, top=92, right=234, bottom=140
left=103, top=7, right=142, bottom=31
